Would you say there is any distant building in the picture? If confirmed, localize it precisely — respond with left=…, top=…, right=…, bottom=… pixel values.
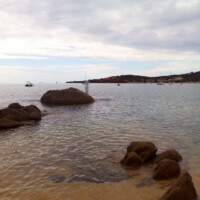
left=146, top=79, right=155, bottom=83
left=168, top=76, right=184, bottom=83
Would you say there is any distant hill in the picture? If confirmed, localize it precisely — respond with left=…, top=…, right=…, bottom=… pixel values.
left=67, top=71, right=200, bottom=83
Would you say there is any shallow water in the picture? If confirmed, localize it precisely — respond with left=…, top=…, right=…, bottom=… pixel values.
left=0, top=83, right=200, bottom=199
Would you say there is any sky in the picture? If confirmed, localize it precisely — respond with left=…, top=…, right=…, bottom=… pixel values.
left=0, top=0, right=200, bottom=83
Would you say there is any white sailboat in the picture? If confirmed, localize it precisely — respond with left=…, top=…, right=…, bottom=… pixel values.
left=157, top=73, right=165, bottom=85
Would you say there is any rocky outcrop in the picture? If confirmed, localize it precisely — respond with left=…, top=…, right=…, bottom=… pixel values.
left=121, top=141, right=198, bottom=200
left=160, top=172, right=197, bottom=200
left=40, top=88, right=94, bottom=105
left=153, top=159, right=181, bottom=180
left=154, top=149, right=182, bottom=164
left=0, top=103, right=41, bottom=129
left=126, top=141, right=158, bottom=163
left=121, top=141, right=157, bottom=167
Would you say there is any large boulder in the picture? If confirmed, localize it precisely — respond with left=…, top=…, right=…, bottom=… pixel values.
left=127, top=141, right=158, bottom=163
left=160, top=172, right=197, bottom=200
left=40, top=88, right=94, bottom=105
left=120, top=152, right=141, bottom=167
left=153, top=159, right=181, bottom=180
left=154, top=149, right=182, bottom=164
left=0, top=103, right=41, bottom=129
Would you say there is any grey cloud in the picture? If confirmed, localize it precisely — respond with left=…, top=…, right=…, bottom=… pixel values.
left=1, top=0, right=200, bottom=52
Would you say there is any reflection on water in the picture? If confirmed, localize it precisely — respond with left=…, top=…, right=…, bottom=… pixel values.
left=0, top=83, right=200, bottom=199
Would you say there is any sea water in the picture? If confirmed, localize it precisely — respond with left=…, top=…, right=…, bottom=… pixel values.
left=0, top=83, right=199, bottom=200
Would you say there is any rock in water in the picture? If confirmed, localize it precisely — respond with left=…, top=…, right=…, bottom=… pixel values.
left=0, top=118, right=22, bottom=128
left=153, top=159, right=181, bottom=180
left=68, top=162, right=131, bottom=183
left=40, top=87, right=94, bottom=105
left=0, top=103, right=41, bottom=129
left=154, top=149, right=182, bottom=164
left=121, top=152, right=141, bottom=167
left=127, top=141, right=158, bottom=163
left=160, top=172, right=197, bottom=200
left=8, top=103, right=23, bottom=109
left=48, top=174, right=66, bottom=183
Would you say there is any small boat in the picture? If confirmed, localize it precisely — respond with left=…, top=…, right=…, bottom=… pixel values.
left=157, top=73, right=165, bottom=85
left=25, top=81, right=33, bottom=87
left=157, top=80, right=164, bottom=85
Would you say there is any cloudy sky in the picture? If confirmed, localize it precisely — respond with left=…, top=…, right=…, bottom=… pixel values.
left=0, top=0, right=200, bottom=83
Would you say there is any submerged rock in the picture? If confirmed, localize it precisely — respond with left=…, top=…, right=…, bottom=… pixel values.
left=153, top=159, right=181, bottom=180
left=68, top=169, right=131, bottom=183
left=123, top=141, right=157, bottom=165
left=68, top=161, right=131, bottom=183
left=40, top=87, right=94, bottom=105
left=48, top=174, right=66, bottom=183
left=160, top=172, right=197, bottom=200
left=154, top=149, right=182, bottom=164
left=0, top=103, right=41, bottom=129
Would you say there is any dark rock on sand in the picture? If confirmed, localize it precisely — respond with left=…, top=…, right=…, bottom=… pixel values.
left=153, top=159, right=181, bottom=180
left=160, top=172, right=197, bottom=200
left=0, top=103, right=41, bottom=129
left=154, top=149, right=182, bottom=164
left=127, top=141, right=158, bottom=163
left=120, top=152, right=141, bottom=167
left=40, top=87, right=94, bottom=105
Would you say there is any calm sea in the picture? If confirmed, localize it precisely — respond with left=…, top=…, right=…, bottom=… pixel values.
left=0, top=83, right=200, bottom=200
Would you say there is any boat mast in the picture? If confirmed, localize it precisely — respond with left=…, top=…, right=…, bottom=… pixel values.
left=85, top=72, right=89, bottom=95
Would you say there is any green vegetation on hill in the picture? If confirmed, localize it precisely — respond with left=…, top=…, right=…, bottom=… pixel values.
left=67, top=71, right=200, bottom=83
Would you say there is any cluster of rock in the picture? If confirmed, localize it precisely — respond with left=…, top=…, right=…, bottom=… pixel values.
left=0, top=103, right=41, bottom=129
left=161, top=172, right=197, bottom=200
left=0, top=88, right=95, bottom=130
left=121, top=141, right=182, bottom=180
left=153, top=149, right=182, bottom=180
left=40, top=87, right=94, bottom=105
left=121, top=141, right=157, bottom=167
left=121, top=141, right=197, bottom=200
